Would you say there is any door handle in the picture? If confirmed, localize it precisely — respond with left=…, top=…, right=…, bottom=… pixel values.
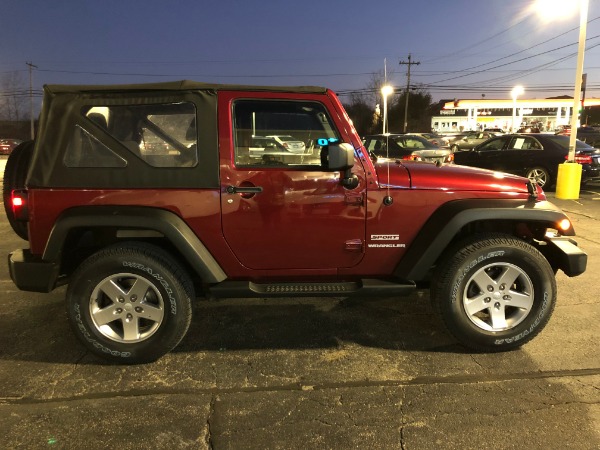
left=226, top=185, right=263, bottom=194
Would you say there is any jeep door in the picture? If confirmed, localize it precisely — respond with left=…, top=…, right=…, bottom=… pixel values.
left=218, top=93, right=367, bottom=271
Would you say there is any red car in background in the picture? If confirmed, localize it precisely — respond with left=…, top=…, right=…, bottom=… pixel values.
left=0, top=139, right=22, bottom=155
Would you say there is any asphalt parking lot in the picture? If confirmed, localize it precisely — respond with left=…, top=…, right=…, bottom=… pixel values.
left=0, top=156, right=599, bottom=449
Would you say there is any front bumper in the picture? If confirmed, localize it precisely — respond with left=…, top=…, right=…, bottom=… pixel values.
left=545, top=236, right=587, bottom=277
left=8, top=249, right=60, bottom=293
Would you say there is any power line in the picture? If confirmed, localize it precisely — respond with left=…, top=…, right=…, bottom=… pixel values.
left=418, top=17, right=600, bottom=79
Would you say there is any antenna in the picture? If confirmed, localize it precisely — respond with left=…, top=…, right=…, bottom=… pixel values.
left=381, top=59, right=394, bottom=206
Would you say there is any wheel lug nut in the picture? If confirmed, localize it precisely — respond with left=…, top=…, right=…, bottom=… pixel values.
left=116, top=308, right=123, bottom=314
left=135, top=307, right=143, bottom=313
left=487, top=286, right=494, bottom=292
left=494, top=302, right=501, bottom=310
left=503, top=295, right=511, bottom=300
left=126, top=313, right=133, bottom=321
left=500, top=284, right=506, bottom=290
left=484, top=297, right=491, bottom=303
left=118, top=297, right=125, bottom=303
left=131, top=295, right=137, bottom=302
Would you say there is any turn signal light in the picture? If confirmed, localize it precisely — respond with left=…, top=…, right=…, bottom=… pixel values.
left=558, top=219, right=571, bottom=232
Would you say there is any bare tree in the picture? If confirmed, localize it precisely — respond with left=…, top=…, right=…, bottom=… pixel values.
left=0, top=71, right=28, bottom=121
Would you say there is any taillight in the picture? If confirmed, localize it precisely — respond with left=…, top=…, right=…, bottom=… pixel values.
left=446, top=153, right=455, bottom=163
left=11, top=190, right=29, bottom=221
left=402, top=155, right=422, bottom=161
left=567, top=154, right=593, bottom=164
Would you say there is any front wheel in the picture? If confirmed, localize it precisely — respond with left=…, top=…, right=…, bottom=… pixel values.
left=526, top=166, right=551, bottom=189
left=66, top=242, right=194, bottom=364
left=432, top=233, right=556, bottom=352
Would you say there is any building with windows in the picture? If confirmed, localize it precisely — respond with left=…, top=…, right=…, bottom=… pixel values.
left=431, top=97, right=600, bottom=133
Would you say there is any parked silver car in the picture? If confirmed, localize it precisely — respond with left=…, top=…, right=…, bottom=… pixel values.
left=450, top=131, right=498, bottom=152
left=363, top=134, right=453, bottom=164
left=409, top=132, right=450, bottom=148
left=266, top=135, right=306, bottom=153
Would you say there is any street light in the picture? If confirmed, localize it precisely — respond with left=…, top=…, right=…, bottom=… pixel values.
left=381, top=85, right=394, bottom=134
left=511, top=85, right=524, bottom=132
left=555, top=0, right=588, bottom=200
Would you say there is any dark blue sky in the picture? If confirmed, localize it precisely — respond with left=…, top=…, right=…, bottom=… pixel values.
left=1, top=0, right=599, bottom=109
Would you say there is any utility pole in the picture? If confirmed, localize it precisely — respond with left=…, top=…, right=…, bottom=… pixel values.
left=399, top=54, right=420, bottom=133
left=26, top=62, right=38, bottom=139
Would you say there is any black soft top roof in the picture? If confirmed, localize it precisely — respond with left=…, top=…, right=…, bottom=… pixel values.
left=45, top=80, right=329, bottom=95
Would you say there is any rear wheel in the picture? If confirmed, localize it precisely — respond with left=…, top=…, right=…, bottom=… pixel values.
left=526, top=166, right=551, bottom=189
left=66, top=242, right=194, bottom=364
left=3, top=141, right=34, bottom=240
left=432, top=233, right=556, bottom=352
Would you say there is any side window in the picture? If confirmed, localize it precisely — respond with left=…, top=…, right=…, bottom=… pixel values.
left=74, top=102, right=198, bottom=168
left=64, top=125, right=127, bottom=168
left=232, top=99, right=340, bottom=168
left=366, top=138, right=385, bottom=156
left=478, top=137, right=506, bottom=151
left=509, top=137, right=541, bottom=150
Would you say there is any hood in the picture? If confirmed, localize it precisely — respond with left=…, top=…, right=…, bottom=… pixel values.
left=376, top=161, right=537, bottom=195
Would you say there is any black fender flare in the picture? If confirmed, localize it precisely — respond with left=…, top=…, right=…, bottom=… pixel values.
left=394, top=199, right=574, bottom=281
left=43, top=206, right=227, bottom=283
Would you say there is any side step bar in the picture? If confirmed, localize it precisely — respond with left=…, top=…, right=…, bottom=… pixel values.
left=209, top=278, right=416, bottom=298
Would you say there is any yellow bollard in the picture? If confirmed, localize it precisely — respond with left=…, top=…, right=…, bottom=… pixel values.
left=555, top=162, right=582, bottom=199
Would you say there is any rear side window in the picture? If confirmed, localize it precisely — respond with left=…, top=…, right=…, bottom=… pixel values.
left=508, top=137, right=542, bottom=150
left=64, top=102, right=198, bottom=168
left=232, top=100, right=339, bottom=168
left=64, top=126, right=127, bottom=168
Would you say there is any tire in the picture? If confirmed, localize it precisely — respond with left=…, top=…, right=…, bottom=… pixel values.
left=66, top=242, right=194, bottom=364
left=432, top=233, right=556, bottom=352
left=3, top=141, right=34, bottom=240
left=526, top=166, right=551, bottom=189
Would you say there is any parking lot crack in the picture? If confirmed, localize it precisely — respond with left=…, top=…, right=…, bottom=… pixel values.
left=469, top=354, right=485, bottom=370
left=399, top=388, right=407, bottom=450
left=576, top=235, right=600, bottom=246
left=205, top=395, right=216, bottom=450
left=2, top=367, right=599, bottom=406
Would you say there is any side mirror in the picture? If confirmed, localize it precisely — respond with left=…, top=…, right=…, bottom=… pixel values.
left=325, top=143, right=359, bottom=189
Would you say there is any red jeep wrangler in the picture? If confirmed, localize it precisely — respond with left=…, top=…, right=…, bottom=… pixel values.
left=4, top=81, right=586, bottom=363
